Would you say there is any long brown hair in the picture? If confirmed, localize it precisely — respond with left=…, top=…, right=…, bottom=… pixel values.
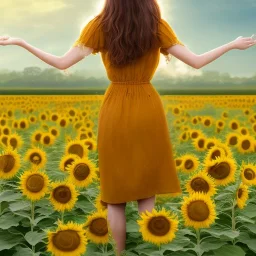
left=96, top=0, right=162, bottom=67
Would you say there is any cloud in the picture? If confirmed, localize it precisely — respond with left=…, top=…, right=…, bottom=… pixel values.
left=1, top=0, right=71, bottom=22
left=156, top=54, right=202, bottom=79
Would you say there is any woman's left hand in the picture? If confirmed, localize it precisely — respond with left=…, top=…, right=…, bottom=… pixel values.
left=0, top=36, right=24, bottom=46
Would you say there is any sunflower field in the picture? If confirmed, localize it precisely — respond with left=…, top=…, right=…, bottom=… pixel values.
left=0, top=94, right=256, bottom=256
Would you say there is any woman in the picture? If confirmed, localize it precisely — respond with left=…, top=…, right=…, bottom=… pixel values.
left=1, top=0, right=255, bottom=255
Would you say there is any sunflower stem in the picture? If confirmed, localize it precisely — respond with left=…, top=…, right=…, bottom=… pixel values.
left=195, top=228, right=202, bottom=256
left=31, top=200, right=35, bottom=254
left=61, top=211, right=65, bottom=223
left=231, top=199, right=236, bottom=231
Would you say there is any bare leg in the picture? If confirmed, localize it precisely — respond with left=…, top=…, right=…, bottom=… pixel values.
left=107, top=202, right=127, bottom=256
left=137, top=195, right=156, bottom=214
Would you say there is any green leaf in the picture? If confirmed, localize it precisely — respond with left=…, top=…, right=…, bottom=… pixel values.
left=200, top=238, right=227, bottom=252
left=0, top=190, right=22, bottom=203
left=24, top=231, right=46, bottom=246
left=9, top=200, right=30, bottom=212
left=201, top=228, right=239, bottom=240
left=13, top=247, right=33, bottom=256
left=0, top=232, right=24, bottom=251
left=213, top=245, right=245, bottom=256
left=0, top=212, right=23, bottom=229
left=240, top=204, right=256, bottom=218
left=244, top=224, right=256, bottom=234
left=126, top=219, right=139, bottom=233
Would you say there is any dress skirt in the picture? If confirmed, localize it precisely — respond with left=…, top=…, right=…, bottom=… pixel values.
left=97, top=81, right=182, bottom=204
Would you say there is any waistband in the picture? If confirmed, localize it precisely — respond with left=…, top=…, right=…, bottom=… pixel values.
left=111, top=81, right=151, bottom=85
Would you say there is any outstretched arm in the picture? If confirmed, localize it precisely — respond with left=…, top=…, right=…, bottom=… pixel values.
left=167, top=36, right=256, bottom=69
left=0, top=36, right=94, bottom=70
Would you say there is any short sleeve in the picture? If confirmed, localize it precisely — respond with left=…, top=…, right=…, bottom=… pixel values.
left=157, top=18, right=184, bottom=63
left=72, top=16, right=104, bottom=55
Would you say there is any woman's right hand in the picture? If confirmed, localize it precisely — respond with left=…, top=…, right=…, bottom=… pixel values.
left=231, top=35, right=256, bottom=50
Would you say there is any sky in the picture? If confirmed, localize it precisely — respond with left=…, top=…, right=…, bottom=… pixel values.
left=0, top=0, right=256, bottom=80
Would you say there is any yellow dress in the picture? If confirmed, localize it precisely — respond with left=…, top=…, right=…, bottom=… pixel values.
left=73, top=16, right=185, bottom=204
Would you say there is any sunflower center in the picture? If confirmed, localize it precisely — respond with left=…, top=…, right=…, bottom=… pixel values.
left=208, top=162, right=230, bottom=180
left=74, top=163, right=89, bottom=181
left=187, top=200, right=210, bottom=221
left=238, top=188, right=243, bottom=198
left=244, top=168, right=255, bottom=180
left=0, top=155, right=15, bottom=173
left=53, top=185, right=71, bottom=203
left=230, top=136, right=237, bottom=145
left=89, top=218, right=108, bottom=236
left=147, top=216, right=170, bottom=236
left=242, top=140, right=250, bottom=150
left=211, top=150, right=221, bottom=160
left=68, top=144, right=84, bottom=158
left=26, top=174, right=44, bottom=192
left=52, top=230, right=80, bottom=252
left=30, top=153, right=42, bottom=165
left=191, top=177, right=209, bottom=193
left=185, top=160, right=194, bottom=170
left=198, top=139, right=205, bottom=148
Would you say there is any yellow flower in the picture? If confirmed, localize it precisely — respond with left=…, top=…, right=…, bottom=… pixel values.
left=49, top=180, right=78, bottom=212
left=179, top=154, right=200, bottom=174
left=181, top=192, right=216, bottom=229
left=84, top=209, right=109, bottom=244
left=66, top=157, right=97, bottom=187
left=19, top=168, right=50, bottom=201
left=137, top=207, right=179, bottom=247
left=0, top=147, right=21, bottom=179
left=203, top=155, right=236, bottom=186
left=47, top=220, right=87, bottom=256
left=240, top=163, right=256, bottom=186
left=236, top=183, right=249, bottom=209
left=186, top=171, right=217, bottom=196
left=65, top=139, right=89, bottom=159
left=236, top=134, right=255, bottom=154
left=24, top=147, right=47, bottom=169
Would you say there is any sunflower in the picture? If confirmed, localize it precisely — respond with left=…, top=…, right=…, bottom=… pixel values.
left=40, top=132, right=55, bottom=146
left=186, top=171, right=217, bottom=196
left=175, top=158, right=183, bottom=170
left=202, top=116, right=214, bottom=127
left=59, top=154, right=81, bottom=172
left=84, top=209, right=109, bottom=244
left=47, top=220, right=87, bottom=256
left=24, top=147, right=47, bottom=169
left=239, top=127, right=249, bottom=136
left=203, top=155, right=236, bottom=186
left=240, top=163, right=256, bottom=186
left=181, top=192, right=216, bottom=229
left=236, top=134, right=255, bottom=154
left=179, top=131, right=189, bottom=142
left=83, top=138, right=97, bottom=151
left=19, top=168, right=50, bottom=201
left=193, top=136, right=206, bottom=152
left=189, top=129, right=203, bottom=140
left=229, top=119, right=240, bottom=130
left=66, top=157, right=97, bottom=187
left=7, top=132, right=24, bottom=150
left=204, top=145, right=226, bottom=162
left=236, top=183, right=249, bottom=209
left=65, top=139, right=89, bottom=159
left=226, top=133, right=239, bottom=147
left=49, top=180, right=79, bottom=212
left=31, top=130, right=43, bottom=143
left=0, top=146, right=21, bottom=179
left=94, top=193, right=108, bottom=211
left=137, top=207, right=179, bottom=246
left=179, top=154, right=200, bottom=174
left=216, top=119, right=225, bottom=130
